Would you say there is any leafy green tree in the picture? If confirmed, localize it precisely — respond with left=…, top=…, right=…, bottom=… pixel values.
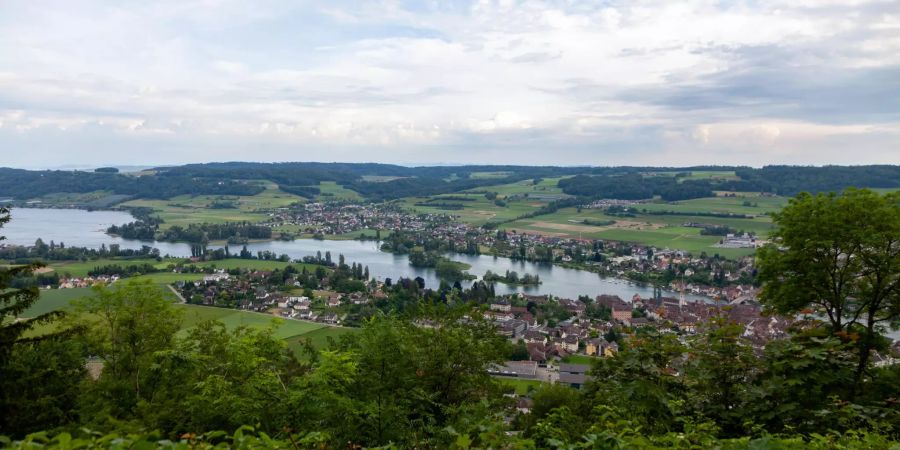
left=142, top=320, right=303, bottom=435
left=747, top=330, right=857, bottom=434
left=682, top=316, right=758, bottom=436
left=757, top=189, right=900, bottom=385
left=75, top=280, right=182, bottom=421
left=583, top=330, right=686, bottom=434
left=0, top=339, right=87, bottom=437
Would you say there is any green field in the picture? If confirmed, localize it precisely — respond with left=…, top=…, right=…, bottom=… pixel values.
left=561, top=354, right=600, bottom=365
left=178, top=305, right=325, bottom=339
left=471, top=176, right=570, bottom=198
left=24, top=287, right=94, bottom=317
left=638, top=195, right=787, bottom=216
left=315, top=181, right=362, bottom=201
left=48, top=258, right=161, bottom=277
left=469, top=171, right=513, bottom=180
left=284, top=327, right=359, bottom=354
left=22, top=285, right=347, bottom=356
left=30, top=190, right=131, bottom=209
left=47, top=258, right=322, bottom=278
left=121, top=181, right=305, bottom=229
left=500, top=201, right=769, bottom=258
left=678, top=170, right=740, bottom=182
left=495, top=376, right=544, bottom=394
left=399, top=193, right=546, bottom=226
left=360, top=175, right=407, bottom=183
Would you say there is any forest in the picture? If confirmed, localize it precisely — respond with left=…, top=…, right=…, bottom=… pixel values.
left=2, top=164, right=899, bottom=203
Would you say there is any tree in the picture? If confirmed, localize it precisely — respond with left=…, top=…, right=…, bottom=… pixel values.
left=75, top=280, right=182, bottom=419
left=757, top=189, right=899, bottom=386
left=682, top=316, right=757, bottom=436
left=0, top=207, right=67, bottom=365
left=0, top=339, right=86, bottom=436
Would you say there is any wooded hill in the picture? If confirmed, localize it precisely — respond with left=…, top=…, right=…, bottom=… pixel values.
left=1, top=164, right=898, bottom=203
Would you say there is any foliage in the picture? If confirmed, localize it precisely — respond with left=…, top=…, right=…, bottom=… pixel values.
left=757, top=189, right=899, bottom=385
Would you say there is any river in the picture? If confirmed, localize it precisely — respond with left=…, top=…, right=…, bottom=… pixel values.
left=1, top=208, right=705, bottom=301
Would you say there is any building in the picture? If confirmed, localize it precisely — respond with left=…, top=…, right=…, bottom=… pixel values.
left=559, top=363, right=591, bottom=389
left=488, top=361, right=538, bottom=379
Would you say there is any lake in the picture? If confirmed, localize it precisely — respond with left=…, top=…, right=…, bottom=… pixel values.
left=1, top=208, right=704, bottom=301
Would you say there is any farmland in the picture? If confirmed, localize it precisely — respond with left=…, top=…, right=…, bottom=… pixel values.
left=121, top=181, right=305, bottom=229
left=315, top=181, right=362, bottom=201
left=47, top=257, right=317, bottom=278
left=499, top=203, right=769, bottom=258
left=22, top=284, right=351, bottom=356
left=395, top=177, right=572, bottom=227
left=398, top=193, right=544, bottom=226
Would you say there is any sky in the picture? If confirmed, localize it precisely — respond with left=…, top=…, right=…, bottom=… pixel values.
left=1, top=0, right=899, bottom=169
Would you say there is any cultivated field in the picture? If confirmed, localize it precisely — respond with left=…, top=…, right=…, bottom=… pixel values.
left=315, top=181, right=362, bottom=201
left=22, top=284, right=350, bottom=356
left=122, top=181, right=304, bottom=228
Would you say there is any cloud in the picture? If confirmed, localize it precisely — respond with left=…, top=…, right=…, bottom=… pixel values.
left=0, top=0, right=898, bottom=168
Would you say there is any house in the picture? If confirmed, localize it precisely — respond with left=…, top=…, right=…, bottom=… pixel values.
left=558, top=298, right=586, bottom=316
left=488, top=361, right=538, bottom=379
left=559, top=363, right=591, bottom=389
left=203, top=273, right=230, bottom=282
left=596, top=295, right=632, bottom=323
left=516, top=397, right=533, bottom=414
left=604, top=341, right=619, bottom=357
left=319, top=313, right=340, bottom=324
left=523, top=330, right=547, bottom=345
left=561, top=334, right=580, bottom=353
left=497, top=319, right=527, bottom=338
left=527, top=343, right=548, bottom=365
left=585, top=338, right=618, bottom=357
left=327, top=296, right=342, bottom=308
left=490, top=300, right=512, bottom=312
left=585, top=338, right=605, bottom=356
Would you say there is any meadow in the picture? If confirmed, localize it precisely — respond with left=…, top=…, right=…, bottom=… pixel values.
left=22, top=284, right=352, bottom=356
left=315, top=181, right=363, bottom=201
left=496, top=193, right=779, bottom=258
left=121, top=181, right=305, bottom=229
left=495, top=376, right=544, bottom=394
left=397, top=194, right=545, bottom=227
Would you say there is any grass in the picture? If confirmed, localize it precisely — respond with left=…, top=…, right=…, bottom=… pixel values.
left=284, top=327, right=359, bottom=354
left=500, top=203, right=766, bottom=258
left=315, top=181, right=362, bottom=201
left=46, top=258, right=322, bottom=279
left=471, top=177, right=570, bottom=197
left=638, top=195, right=787, bottom=216
left=121, top=181, right=305, bottom=229
left=22, top=284, right=346, bottom=355
left=677, top=170, right=740, bottom=183
left=360, top=175, right=407, bottom=183
left=24, top=287, right=93, bottom=316
left=495, top=376, right=544, bottom=394
left=178, top=305, right=325, bottom=339
left=469, top=171, right=513, bottom=180
left=561, top=355, right=599, bottom=365
left=48, top=258, right=162, bottom=277
left=398, top=195, right=544, bottom=227
left=32, top=191, right=131, bottom=208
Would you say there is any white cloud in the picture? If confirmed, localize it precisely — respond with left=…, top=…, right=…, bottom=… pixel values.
left=0, top=0, right=898, bottom=167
